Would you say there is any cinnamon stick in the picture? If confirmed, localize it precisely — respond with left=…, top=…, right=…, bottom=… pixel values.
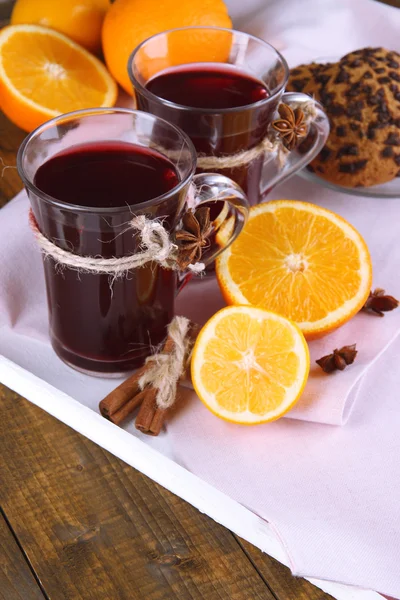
left=99, top=364, right=147, bottom=422
left=99, top=318, right=200, bottom=434
left=133, top=333, right=175, bottom=435
left=147, top=407, right=167, bottom=436
left=104, top=394, right=144, bottom=425
left=135, top=323, right=199, bottom=435
left=135, top=388, right=161, bottom=434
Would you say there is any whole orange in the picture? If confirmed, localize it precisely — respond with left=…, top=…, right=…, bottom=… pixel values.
left=102, top=0, right=232, bottom=94
left=11, top=0, right=110, bottom=54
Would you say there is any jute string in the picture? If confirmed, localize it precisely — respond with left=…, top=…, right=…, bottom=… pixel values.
left=195, top=99, right=318, bottom=170
left=139, top=316, right=193, bottom=409
left=29, top=206, right=204, bottom=277
left=197, top=135, right=285, bottom=170
left=149, top=99, right=317, bottom=171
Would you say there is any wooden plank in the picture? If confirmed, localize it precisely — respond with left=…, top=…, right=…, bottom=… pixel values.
left=0, top=111, right=24, bottom=207
left=235, top=537, right=334, bottom=600
left=0, top=509, right=46, bottom=600
left=1, top=386, right=278, bottom=600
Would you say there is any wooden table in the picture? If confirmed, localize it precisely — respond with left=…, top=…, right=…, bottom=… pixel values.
left=0, top=106, right=335, bottom=600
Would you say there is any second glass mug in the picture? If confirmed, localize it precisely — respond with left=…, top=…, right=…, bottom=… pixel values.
left=129, top=27, right=330, bottom=205
left=17, top=108, right=248, bottom=377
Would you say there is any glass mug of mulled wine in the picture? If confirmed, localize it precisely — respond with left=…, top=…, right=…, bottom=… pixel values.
left=129, top=27, right=330, bottom=206
left=17, top=108, right=248, bottom=377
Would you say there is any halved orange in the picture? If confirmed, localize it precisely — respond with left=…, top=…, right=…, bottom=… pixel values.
left=216, top=200, right=372, bottom=339
left=191, top=306, right=310, bottom=424
left=0, top=24, right=117, bottom=132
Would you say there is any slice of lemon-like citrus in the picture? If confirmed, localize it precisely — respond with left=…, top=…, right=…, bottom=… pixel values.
left=191, top=305, right=310, bottom=424
left=0, top=24, right=117, bottom=132
left=216, top=200, right=372, bottom=339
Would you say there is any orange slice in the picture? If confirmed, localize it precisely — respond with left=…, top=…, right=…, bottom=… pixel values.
left=0, top=24, right=117, bottom=132
left=191, top=306, right=309, bottom=424
left=216, top=200, right=372, bottom=339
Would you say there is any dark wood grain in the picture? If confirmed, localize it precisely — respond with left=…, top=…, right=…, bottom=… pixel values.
left=235, top=538, right=334, bottom=600
left=0, top=509, right=46, bottom=600
left=376, top=0, right=400, bottom=7
left=1, top=387, right=279, bottom=600
left=0, top=111, right=24, bottom=207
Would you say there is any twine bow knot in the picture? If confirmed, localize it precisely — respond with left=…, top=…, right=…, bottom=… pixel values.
left=138, top=316, right=193, bottom=410
left=130, top=215, right=176, bottom=267
left=29, top=202, right=205, bottom=278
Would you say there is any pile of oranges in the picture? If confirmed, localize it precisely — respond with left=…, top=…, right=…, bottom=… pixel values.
left=0, top=0, right=232, bottom=131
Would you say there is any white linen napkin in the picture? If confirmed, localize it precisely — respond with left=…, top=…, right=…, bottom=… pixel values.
left=167, top=332, right=400, bottom=598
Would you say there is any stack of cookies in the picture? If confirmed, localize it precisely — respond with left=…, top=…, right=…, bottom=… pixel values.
left=287, top=47, right=400, bottom=187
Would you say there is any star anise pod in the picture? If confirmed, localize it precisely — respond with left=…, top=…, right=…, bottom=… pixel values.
left=174, top=206, right=212, bottom=269
left=362, top=288, right=399, bottom=317
left=272, top=103, right=308, bottom=150
left=316, top=344, right=357, bottom=374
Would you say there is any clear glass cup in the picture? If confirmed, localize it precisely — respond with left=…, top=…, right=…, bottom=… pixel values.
left=17, top=108, right=248, bottom=377
left=128, top=26, right=330, bottom=206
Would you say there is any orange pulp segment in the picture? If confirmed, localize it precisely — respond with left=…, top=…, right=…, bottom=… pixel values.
left=191, top=305, right=310, bottom=424
left=0, top=24, right=117, bottom=132
left=216, top=200, right=372, bottom=338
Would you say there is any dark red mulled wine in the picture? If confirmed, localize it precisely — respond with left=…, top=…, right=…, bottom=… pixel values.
left=145, top=66, right=269, bottom=109
left=137, top=64, right=278, bottom=205
left=35, top=141, right=179, bottom=208
left=33, top=142, right=183, bottom=374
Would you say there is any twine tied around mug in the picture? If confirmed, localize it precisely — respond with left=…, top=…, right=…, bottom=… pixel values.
left=196, top=99, right=317, bottom=170
left=28, top=194, right=206, bottom=281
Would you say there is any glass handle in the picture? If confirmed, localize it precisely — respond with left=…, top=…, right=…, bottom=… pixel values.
left=259, top=92, right=330, bottom=201
left=176, top=173, right=249, bottom=292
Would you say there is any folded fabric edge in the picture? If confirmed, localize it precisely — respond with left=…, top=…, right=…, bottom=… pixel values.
left=341, top=330, right=400, bottom=425
left=286, top=328, right=400, bottom=427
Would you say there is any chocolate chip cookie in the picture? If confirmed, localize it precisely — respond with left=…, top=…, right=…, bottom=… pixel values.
left=287, top=47, right=400, bottom=187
